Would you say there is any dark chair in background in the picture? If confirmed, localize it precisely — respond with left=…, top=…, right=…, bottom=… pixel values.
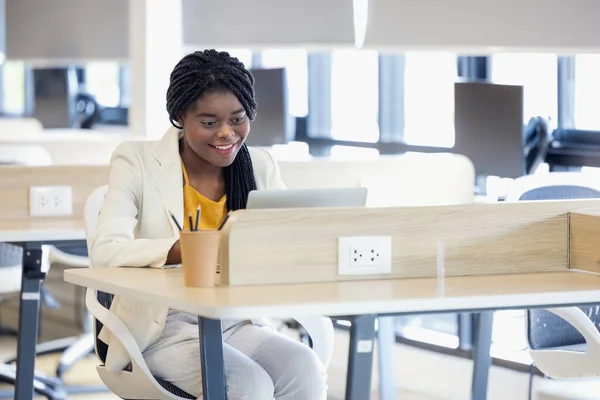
left=505, top=172, right=600, bottom=399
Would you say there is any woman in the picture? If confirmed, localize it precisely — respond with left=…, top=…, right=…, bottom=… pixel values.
left=90, top=50, right=328, bottom=399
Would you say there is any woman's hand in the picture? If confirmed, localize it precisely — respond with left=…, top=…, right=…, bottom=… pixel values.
left=166, top=240, right=182, bottom=265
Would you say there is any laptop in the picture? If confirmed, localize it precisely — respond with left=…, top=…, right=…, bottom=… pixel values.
left=246, top=187, right=368, bottom=209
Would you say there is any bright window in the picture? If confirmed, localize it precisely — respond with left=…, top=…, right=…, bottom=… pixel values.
left=260, top=49, right=308, bottom=117
left=2, top=61, right=26, bottom=114
left=86, top=62, right=120, bottom=107
left=330, top=145, right=379, bottom=160
left=574, top=54, right=600, bottom=130
left=491, top=53, right=558, bottom=128
left=330, top=49, right=379, bottom=142
left=403, top=52, right=457, bottom=147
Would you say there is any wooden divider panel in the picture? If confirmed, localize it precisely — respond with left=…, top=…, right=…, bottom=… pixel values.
left=0, top=165, right=109, bottom=221
left=568, top=212, right=600, bottom=274
left=220, top=200, right=600, bottom=286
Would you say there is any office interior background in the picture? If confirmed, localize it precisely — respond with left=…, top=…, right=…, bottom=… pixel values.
left=1, top=0, right=600, bottom=399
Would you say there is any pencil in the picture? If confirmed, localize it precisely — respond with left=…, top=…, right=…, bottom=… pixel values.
left=188, top=213, right=194, bottom=232
left=194, top=205, right=201, bottom=231
left=169, top=211, right=183, bottom=231
left=218, top=212, right=230, bottom=230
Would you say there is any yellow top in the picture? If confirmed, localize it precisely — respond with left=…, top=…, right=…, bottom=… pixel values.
left=181, top=160, right=227, bottom=230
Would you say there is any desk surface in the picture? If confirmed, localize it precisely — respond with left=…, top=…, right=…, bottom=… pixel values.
left=0, top=220, right=85, bottom=242
left=64, top=268, right=600, bottom=319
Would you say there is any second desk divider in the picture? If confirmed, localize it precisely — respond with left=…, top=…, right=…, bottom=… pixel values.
left=567, top=212, right=600, bottom=274
left=217, top=200, right=600, bottom=286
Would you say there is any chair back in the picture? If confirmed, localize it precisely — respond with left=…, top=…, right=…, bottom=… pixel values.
left=83, top=185, right=113, bottom=362
left=0, top=243, right=22, bottom=269
left=506, top=172, right=600, bottom=349
left=0, top=243, right=23, bottom=294
left=82, top=184, right=204, bottom=399
left=523, top=116, right=550, bottom=175
left=0, top=144, right=52, bottom=166
left=0, top=117, right=43, bottom=137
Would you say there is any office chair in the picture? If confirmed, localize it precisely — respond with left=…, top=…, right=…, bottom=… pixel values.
left=505, top=172, right=600, bottom=398
left=84, top=185, right=334, bottom=399
left=0, top=243, right=70, bottom=400
left=74, top=92, right=102, bottom=130
left=523, top=116, right=550, bottom=175
left=0, top=243, right=24, bottom=337
left=0, top=144, right=52, bottom=166
left=1, top=244, right=96, bottom=380
left=46, top=245, right=96, bottom=379
left=0, top=117, right=44, bottom=138
left=0, top=244, right=61, bottom=336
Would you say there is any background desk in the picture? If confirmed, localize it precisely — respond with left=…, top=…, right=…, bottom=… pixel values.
left=65, top=267, right=600, bottom=400
left=0, top=220, right=85, bottom=400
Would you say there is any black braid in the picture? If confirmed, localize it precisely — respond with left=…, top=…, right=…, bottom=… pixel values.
left=166, top=49, right=257, bottom=211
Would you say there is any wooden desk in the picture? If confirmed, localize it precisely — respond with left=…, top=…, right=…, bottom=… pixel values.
left=0, top=221, right=86, bottom=400
left=64, top=267, right=600, bottom=400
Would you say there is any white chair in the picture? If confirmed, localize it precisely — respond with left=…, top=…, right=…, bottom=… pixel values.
left=49, top=241, right=96, bottom=378
left=505, top=172, right=600, bottom=383
left=0, top=244, right=30, bottom=336
left=83, top=185, right=334, bottom=399
left=527, top=308, right=600, bottom=380
left=0, top=144, right=52, bottom=166
left=0, top=117, right=44, bottom=138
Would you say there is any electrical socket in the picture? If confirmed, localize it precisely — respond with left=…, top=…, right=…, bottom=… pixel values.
left=338, top=236, right=392, bottom=276
left=29, top=186, right=73, bottom=217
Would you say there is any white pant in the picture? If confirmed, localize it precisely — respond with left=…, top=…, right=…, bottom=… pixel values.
left=143, top=311, right=328, bottom=399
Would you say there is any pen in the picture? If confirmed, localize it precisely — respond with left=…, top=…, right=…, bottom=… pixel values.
left=194, top=205, right=201, bottom=231
left=169, top=211, right=183, bottom=231
left=188, top=213, right=194, bottom=232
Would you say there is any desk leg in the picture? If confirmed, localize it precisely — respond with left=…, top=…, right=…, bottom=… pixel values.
left=377, top=316, right=396, bottom=400
left=198, top=317, right=226, bottom=400
left=346, top=315, right=376, bottom=400
left=471, top=312, right=493, bottom=400
left=15, top=242, right=44, bottom=400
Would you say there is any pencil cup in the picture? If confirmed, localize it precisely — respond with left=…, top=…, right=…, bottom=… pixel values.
left=179, top=230, right=220, bottom=287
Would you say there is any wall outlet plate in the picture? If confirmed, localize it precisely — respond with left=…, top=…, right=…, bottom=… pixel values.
left=29, top=186, right=73, bottom=217
left=338, top=236, right=392, bottom=275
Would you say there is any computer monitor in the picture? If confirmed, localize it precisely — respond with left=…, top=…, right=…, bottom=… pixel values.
left=246, top=187, right=368, bottom=209
left=32, top=67, right=79, bottom=129
left=453, top=81, right=524, bottom=178
left=246, top=67, right=293, bottom=146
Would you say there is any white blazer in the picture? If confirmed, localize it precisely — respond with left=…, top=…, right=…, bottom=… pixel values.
left=90, top=126, right=285, bottom=372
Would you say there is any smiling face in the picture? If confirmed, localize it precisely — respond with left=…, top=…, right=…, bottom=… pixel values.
left=178, top=90, right=250, bottom=168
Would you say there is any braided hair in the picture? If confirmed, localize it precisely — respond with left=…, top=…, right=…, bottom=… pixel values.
left=166, top=49, right=257, bottom=211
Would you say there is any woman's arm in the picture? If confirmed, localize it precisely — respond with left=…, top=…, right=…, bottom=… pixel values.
left=89, top=142, right=179, bottom=269
left=166, top=240, right=181, bottom=265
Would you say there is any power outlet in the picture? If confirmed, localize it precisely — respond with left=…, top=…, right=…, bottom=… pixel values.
left=338, top=236, right=392, bottom=275
left=29, top=186, right=73, bottom=217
